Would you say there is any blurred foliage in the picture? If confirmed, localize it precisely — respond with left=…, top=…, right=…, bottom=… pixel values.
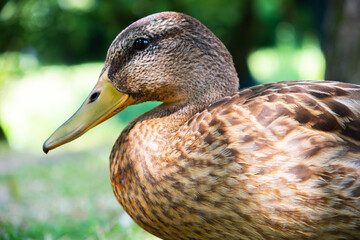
left=0, top=0, right=320, bottom=65
left=0, top=62, right=160, bottom=151
left=0, top=0, right=326, bottom=112
left=0, top=0, right=326, bottom=149
left=0, top=0, right=326, bottom=100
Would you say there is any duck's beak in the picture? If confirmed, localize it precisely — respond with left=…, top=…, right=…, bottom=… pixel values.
left=43, top=68, right=135, bottom=153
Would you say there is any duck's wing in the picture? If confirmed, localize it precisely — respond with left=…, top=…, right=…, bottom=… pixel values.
left=179, top=80, right=360, bottom=162
left=162, top=81, right=360, bottom=237
left=170, top=80, right=360, bottom=219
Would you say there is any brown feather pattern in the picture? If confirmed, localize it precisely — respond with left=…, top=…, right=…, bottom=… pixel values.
left=110, top=80, right=360, bottom=239
left=94, top=12, right=360, bottom=240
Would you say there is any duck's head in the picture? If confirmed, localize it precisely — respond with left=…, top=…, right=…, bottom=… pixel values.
left=43, top=12, right=238, bottom=153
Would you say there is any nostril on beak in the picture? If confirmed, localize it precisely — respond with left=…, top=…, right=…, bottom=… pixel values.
left=89, top=91, right=100, bottom=103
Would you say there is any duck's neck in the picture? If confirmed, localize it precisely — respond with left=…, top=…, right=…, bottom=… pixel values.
left=110, top=92, right=227, bottom=182
left=127, top=85, right=235, bottom=145
left=108, top=102, right=190, bottom=198
left=109, top=87, right=238, bottom=235
left=126, top=100, right=205, bottom=156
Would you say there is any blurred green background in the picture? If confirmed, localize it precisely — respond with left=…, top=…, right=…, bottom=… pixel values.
left=0, top=0, right=359, bottom=239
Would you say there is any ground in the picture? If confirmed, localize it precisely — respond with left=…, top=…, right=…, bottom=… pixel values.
left=0, top=144, right=159, bottom=240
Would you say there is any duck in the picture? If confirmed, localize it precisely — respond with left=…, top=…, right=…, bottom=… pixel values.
left=43, top=12, right=360, bottom=240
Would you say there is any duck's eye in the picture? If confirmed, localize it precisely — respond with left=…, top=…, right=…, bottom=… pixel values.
left=133, top=38, right=149, bottom=51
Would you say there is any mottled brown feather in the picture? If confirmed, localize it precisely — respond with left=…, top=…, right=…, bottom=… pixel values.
left=101, top=12, right=360, bottom=240
left=110, top=80, right=360, bottom=240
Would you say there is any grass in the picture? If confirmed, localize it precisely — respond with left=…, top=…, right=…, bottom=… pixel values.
left=0, top=145, right=159, bottom=240
left=1, top=218, right=156, bottom=240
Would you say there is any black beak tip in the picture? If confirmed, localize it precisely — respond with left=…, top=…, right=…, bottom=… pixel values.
left=43, top=142, right=49, bottom=154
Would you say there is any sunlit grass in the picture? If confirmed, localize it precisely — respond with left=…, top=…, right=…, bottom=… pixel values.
left=248, top=43, right=325, bottom=83
left=248, top=23, right=325, bottom=84
left=0, top=148, right=159, bottom=240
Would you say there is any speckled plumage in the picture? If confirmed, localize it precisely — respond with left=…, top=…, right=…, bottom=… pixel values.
left=48, top=12, right=360, bottom=239
left=110, top=79, right=360, bottom=239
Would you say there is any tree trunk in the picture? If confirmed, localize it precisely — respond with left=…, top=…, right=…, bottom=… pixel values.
left=325, top=0, right=360, bottom=84
left=227, top=0, right=256, bottom=89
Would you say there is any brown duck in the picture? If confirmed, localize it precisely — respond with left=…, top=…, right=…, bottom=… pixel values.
left=43, top=12, right=360, bottom=240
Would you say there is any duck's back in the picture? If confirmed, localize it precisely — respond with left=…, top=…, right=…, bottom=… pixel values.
left=160, top=80, right=360, bottom=239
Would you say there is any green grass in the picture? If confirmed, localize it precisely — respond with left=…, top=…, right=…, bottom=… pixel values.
left=0, top=146, right=159, bottom=240
left=1, top=218, right=156, bottom=240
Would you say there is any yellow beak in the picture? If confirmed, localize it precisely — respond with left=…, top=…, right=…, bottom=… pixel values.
left=43, top=68, right=135, bottom=153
